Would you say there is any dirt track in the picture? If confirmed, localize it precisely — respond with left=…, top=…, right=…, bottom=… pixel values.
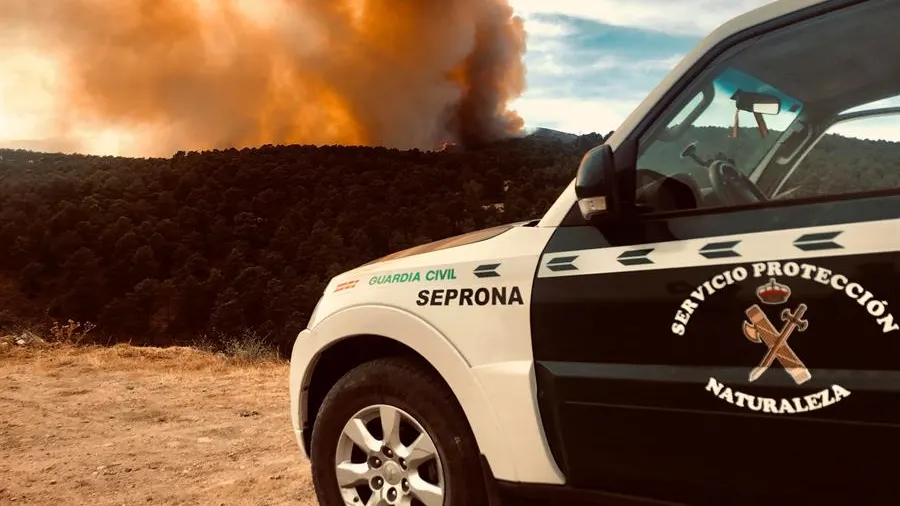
left=0, top=344, right=316, bottom=505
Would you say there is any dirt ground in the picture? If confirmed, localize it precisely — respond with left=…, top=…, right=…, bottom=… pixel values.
left=0, top=343, right=317, bottom=505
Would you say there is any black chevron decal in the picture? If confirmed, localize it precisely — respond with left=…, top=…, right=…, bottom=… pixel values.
left=794, top=231, right=843, bottom=251
left=473, top=263, right=501, bottom=278
left=617, top=248, right=654, bottom=266
left=546, top=255, right=578, bottom=272
left=699, top=240, right=741, bottom=259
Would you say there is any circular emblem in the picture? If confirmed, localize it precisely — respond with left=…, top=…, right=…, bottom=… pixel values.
left=383, top=461, right=402, bottom=485
left=670, top=260, right=898, bottom=415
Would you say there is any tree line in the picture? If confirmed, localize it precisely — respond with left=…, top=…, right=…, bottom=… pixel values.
left=1, top=126, right=895, bottom=355
left=0, top=133, right=600, bottom=355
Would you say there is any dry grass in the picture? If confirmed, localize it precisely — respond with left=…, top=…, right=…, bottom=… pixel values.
left=0, top=343, right=316, bottom=505
left=0, top=340, right=285, bottom=370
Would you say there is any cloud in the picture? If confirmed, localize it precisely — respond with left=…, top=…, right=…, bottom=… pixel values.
left=831, top=120, right=900, bottom=142
left=831, top=96, right=900, bottom=141
left=514, top=12, right=699, bottom=133
left=510, top=0, right=777, bottom=36
left=507, top=1, right=800, bottom=136
left=509, top=96, right=636, bottom=134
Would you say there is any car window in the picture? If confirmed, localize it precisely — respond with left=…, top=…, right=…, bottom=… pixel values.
left=641, top=68, right=803, bottom=184
left=773, top=111, right=900, bottom=200
left=631, top=0, right=900, bottom=215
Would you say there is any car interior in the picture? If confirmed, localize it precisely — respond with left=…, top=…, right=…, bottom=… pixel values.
left=634, top=0, right=900, bottom=215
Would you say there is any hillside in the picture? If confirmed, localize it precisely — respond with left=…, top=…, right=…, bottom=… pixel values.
left=0, top=132, right=602, bottom=354
left=0, top=126, right=895, bottom=354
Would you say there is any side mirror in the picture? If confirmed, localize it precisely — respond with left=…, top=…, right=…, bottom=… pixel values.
left=732, top=90, right=781, bottom=115
left=575, top=144, right=619, bottom=222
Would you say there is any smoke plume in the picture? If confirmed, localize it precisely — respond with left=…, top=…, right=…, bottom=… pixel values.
left=0, top=0, right=527, bottom=155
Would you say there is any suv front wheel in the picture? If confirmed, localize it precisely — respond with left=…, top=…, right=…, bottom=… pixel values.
left=310, top=356, right=489, bottom=506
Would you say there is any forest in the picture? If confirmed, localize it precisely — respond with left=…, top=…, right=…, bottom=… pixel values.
left=0, top=130, right=600, bottom=355
left=0, top=125, right=896, bottom=355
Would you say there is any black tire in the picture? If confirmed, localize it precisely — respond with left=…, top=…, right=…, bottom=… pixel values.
left=310, top=356, right=489, bottom=506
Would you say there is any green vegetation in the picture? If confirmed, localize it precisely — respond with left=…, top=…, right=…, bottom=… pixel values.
left=0, top=125, right=895, bottom=355
left=0, top=134, right=600, bottom=354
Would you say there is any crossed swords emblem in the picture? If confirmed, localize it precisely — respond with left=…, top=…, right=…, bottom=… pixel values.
left=742, top=303, right=810, bottom=385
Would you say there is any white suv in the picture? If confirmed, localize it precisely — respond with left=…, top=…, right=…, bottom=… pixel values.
left=290, top=0, right=900, bottom=504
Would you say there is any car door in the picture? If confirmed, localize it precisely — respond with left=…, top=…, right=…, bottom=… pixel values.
left=530, top=1, right=900, bottom=504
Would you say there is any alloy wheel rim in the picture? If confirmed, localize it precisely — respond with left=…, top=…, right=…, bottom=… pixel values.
left=335, top=404, right=445, bottom=506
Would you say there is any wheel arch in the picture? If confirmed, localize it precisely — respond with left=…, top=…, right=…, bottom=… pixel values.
left=302, top=334, right=432, bottom=452
left=293, top=304, right=516, bottom=481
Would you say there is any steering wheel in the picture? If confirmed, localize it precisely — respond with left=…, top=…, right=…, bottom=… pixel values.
left=707, top=159, right=767, bottom=206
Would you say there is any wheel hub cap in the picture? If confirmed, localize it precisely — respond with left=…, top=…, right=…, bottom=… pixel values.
left=383, top=461, right=402, bottom=486
left=334, top=403, right=446, bottom=506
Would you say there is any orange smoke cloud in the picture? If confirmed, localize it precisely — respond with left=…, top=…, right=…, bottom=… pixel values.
left=0, top=0, right=527, bottom=155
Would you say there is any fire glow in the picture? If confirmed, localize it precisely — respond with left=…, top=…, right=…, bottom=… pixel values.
left=0, top=0, right=527, bottom=156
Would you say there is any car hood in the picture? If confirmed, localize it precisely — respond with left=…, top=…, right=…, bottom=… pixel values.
left=360, top=221, right=529, bottom=267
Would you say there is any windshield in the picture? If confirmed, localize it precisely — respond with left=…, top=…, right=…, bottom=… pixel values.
left=638, top=67, right=805, bottom=181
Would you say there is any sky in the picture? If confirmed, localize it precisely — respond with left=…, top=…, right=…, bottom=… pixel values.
left=507, top=0, right=774, bottom=133
left=1, top=0, right=898, bottom=155
left=508, top=0, right=900, bottom=142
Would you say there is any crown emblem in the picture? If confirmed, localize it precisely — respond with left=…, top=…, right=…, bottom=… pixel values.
left=756, top=278, right=791, bottom=305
